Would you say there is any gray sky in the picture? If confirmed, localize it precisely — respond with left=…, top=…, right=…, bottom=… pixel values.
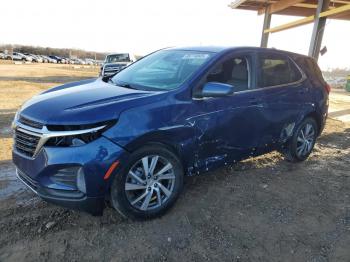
left=0, top=0, right=349, bottom=69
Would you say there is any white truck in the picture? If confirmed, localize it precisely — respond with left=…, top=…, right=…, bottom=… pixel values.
left=100, top=53, right=136, bottom=77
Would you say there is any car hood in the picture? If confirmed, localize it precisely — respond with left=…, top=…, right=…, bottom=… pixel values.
left=19, top=78, right=164, bottom=126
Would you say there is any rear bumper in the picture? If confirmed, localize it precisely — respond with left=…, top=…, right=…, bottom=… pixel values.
left=13, top=136, right=128, bottom=215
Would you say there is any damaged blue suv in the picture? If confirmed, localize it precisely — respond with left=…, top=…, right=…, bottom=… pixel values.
left=12, top=47, right=329, bottom=219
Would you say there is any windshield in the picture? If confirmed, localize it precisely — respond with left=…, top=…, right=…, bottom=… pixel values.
left=106, top=53, right=130, bottom=63
left=110, top=50, right=214, bottom=91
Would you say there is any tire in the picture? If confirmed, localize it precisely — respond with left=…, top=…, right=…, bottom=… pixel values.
left=283, top=117, right=318, bottom=162
left=110, top=145, right=184, bottom=220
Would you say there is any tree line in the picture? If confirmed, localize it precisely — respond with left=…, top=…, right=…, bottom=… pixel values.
left=0, top=44, right=108, bottom=60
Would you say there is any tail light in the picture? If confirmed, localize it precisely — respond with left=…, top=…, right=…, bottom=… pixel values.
left=325, top=83, right=331, bottom=94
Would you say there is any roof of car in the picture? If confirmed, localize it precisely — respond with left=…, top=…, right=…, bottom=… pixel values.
left=107, top=53, right=132, bottom=56
left=167, top=46, right=231, bottom=53
left=167, top=46, right=310, bottom=58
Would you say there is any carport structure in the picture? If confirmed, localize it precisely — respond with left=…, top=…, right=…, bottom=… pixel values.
left=229, top=0, right=350, bottom=60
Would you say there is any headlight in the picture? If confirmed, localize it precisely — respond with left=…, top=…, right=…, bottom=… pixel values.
left=45, top=120, right=116, bottom=147
left=11, top=110, right=20, bottom=129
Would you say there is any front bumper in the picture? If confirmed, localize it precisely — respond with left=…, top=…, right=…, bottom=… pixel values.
left=17, top=169, right=105, bottom=215
left=13, top=136, right=128, bottom=215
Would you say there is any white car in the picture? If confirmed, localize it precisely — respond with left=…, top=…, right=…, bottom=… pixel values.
left=13, top=52, right=33, bottom=62
left=85, top=59, right=95, bottom=65
left=41, top=55, right=57, bottom=63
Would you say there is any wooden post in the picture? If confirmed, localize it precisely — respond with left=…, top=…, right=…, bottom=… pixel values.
left=308, top=0, right=330, bottom=60
left=260, top=6, right=272, bottom=48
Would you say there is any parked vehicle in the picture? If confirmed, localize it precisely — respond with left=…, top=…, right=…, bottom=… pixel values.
left=100, top=53, right=136, bottom=77
left=40, top=55, right=56, bottom=63
left=12, top=47, right=329, bottom=219
left=3, top=53, right=12, bottom=60
left=39, top=55, right=48, bottom=63
left=66, top=58, right=76, bottom=64
left=40, top=55, right=52, bottom=63
left=85, top=59, right=95, bottom=65
left=24, top=54, right=43, bottom=63
left=49, top=55, right=63, bottom=63
left=13, top=52, right=33, bottom=62
left=0, top=52, right=4, bottom=59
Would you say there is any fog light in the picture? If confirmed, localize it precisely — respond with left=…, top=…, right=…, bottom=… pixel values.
left=76, top=167, right=86, bottom=194
left=51, top=167, right=79, bottom=189
left=51, top=166, right=86, bottom=193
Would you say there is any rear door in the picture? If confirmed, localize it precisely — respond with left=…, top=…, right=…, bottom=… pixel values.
left=254, top=51, right=307, bottom=147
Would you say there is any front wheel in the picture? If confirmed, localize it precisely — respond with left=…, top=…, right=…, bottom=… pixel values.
left=283, top=117, right=318, bottom=162
left=110, top=145, right=184, bottom=220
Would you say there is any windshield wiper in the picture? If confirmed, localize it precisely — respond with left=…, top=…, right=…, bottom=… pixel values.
left=114, top=81, right=138, bottom=90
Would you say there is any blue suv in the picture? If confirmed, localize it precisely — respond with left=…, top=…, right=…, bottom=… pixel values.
left=12, top=47, right=329, bottom=219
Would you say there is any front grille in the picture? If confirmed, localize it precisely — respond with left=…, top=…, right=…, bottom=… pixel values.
left=17, top=169, right=38, bottom=190
left=104, top=68, right=120, bottom=73
left=103, top=65, right=125, bottom=76
left=105, top=66, right=122, bottom=71
left=19, top=116, right=43, bottom=129
left=14, top=129, right=40, bottom=157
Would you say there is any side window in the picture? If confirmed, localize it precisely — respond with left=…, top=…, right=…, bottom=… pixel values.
left=206, top=56, right=250, bottom=92
left=258, top=53, right=302, bottom=87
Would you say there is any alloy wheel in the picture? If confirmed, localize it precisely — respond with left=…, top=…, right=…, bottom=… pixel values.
left=296, top=123, right=315, bottom=157
left=125, top=155, right=176, bottom=211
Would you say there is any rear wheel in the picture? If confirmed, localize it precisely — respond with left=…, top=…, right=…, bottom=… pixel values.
left=110, top=145, right=184, bottom=220
left=283, top=117, right=318, bottom=162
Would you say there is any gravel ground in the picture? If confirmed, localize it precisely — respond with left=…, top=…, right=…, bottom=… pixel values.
left=0, top=119, right=349, bottom=262
left=1, top=64, right=350, bottom=261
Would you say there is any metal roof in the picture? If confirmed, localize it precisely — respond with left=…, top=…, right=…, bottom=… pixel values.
left=229, top=0, right=350, bottom=20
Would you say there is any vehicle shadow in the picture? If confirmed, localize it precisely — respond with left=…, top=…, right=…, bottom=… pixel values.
left=318, top=127, right=350, bottom=149
left=184, top=125, right=350, bottom=195
left=329, top=109, right=350, bottom=118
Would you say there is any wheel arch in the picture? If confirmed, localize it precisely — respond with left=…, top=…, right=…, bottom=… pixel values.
left=304, top=111, right=322, bottom=136
left=122, top=128, right=198, bottom=175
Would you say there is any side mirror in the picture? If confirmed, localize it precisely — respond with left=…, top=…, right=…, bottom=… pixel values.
left=201, top=82, right=234, bottom=98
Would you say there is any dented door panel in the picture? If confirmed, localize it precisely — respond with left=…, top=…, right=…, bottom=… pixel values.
left=188, top=91, right=267, bottom=172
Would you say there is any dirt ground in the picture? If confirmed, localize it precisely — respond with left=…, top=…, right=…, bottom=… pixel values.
left=1, top=63, right=350, bottom=262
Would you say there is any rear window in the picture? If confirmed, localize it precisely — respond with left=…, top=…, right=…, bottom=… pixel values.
left=257, top=53, right=303, bottom=87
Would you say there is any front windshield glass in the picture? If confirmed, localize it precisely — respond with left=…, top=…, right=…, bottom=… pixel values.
left=106, top=54, right=130, bottom=63
left=110, top=50, right=214, bottom=91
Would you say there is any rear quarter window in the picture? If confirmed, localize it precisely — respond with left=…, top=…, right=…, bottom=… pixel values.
left=294, top=56, right=325, bottom=87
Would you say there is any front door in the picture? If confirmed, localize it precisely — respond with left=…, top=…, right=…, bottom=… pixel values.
left=190, top=52, right=268, bottom=171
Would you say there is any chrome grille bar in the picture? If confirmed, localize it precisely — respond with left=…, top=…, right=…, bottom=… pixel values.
left=12, top=119, right=106, bottom=159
